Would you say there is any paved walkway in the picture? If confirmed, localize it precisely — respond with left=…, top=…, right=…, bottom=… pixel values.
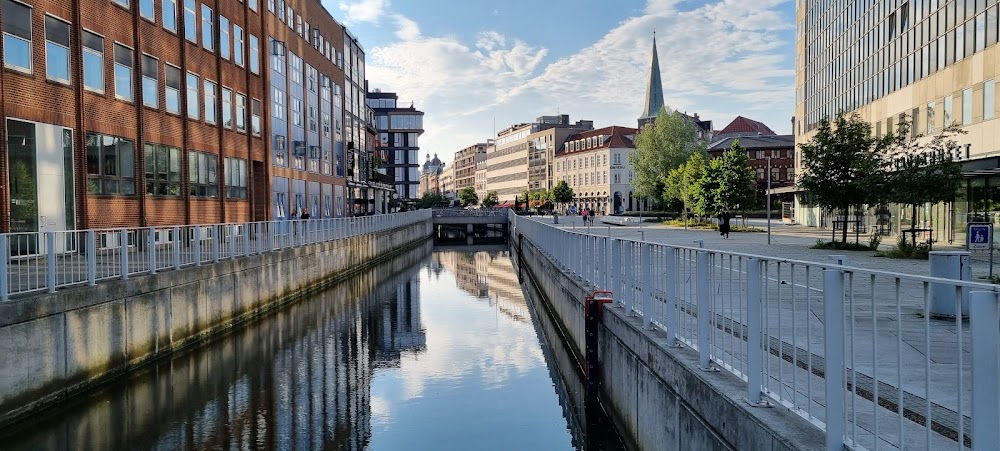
left=530, top=214, right=993, bottom=450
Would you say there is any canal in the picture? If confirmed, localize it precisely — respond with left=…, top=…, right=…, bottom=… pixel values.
left=1, top=243, right=625, bottom=450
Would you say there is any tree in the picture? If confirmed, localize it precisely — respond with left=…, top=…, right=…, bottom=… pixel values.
left=482, top=191, right=499, bottom=208
left=630, top=108, right=708, bottom=206
left=458, top=186, right=479, bottom=207
left=694, top=141, right=757, bottom=215
left=418, top=192, right=446, bottom=209
left=798, top=113, right=899, bottom=243
left=664, top=151, right=706, bottom=226
left=886, top=122, right=965, bottom=246
left=551, top=180, right=574, bottom=206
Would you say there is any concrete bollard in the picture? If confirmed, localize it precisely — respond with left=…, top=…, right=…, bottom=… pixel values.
left=928, top=251, right=971, bottom=318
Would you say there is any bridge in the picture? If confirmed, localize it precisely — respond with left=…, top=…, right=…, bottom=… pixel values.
left=431, top=208, right=508, bottom=245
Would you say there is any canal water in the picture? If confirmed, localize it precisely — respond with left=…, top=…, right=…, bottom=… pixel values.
left=1, top=243, right=625, bottom=450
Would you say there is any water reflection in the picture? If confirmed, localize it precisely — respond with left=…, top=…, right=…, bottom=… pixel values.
left=2, top=244, right=623, bottom=450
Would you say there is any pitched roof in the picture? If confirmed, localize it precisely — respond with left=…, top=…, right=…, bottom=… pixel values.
left=717, top=116, right=776, bottom=137
left=556, top=126, right=639, bottom=156
left=708, top=135, right=794, bottom=151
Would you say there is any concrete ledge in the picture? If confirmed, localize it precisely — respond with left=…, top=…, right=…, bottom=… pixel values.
left=0, top=220, right=432, bottom=427
left=516, top=234, right=825, bottom=451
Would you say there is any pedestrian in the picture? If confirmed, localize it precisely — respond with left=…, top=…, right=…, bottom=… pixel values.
left=718, top=210, right=732, bottom=239
left=581, top=207, right=589, bottom=225
left=300, top=208, right=311, bottom=220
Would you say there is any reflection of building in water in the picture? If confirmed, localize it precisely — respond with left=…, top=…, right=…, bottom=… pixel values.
left=372, top=278, right=427, bottom=366
left=437, top=250, right=529, bottom=322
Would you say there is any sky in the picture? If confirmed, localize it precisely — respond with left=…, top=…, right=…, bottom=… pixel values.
left=323, top=0, right=797, bottom=166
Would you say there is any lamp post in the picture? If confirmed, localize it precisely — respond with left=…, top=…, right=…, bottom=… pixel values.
left=766, top=156, right=772, bottom=245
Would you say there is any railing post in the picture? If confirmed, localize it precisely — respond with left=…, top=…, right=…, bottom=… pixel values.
left=231, top=224, right=238, bottom=259
left=148, top=228, right=157, bottom=274
left=212, top=225, right=220, bottom=263
left=624, top=241, right=634, bottom=311
left=696, top=251, right=713, bottom=371
left=0, top=234, right=8, bottom=300
left=120, top=228, right=129, bottom=280
left=823, top=268, right=845, bottom=451
left=641, top=243, right=652, bottom=329
left=611, top=238, right=621, bottom=306
left=46, top=232, right=57, bottom=292
left=172, top=226, right=181, bottom=270
left=664, top=246, right=678, bottom=347
left=87, top=230, right=97, bottom=285
left=602, top=237, right=610, bottom=290
left=193, top=226, right=202, bottom=266
left=971, top=290, right=1000, bottom=451
left=745, top=258, right=767, bottom=406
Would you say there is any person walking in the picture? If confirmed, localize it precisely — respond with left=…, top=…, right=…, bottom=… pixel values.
left=718, top=210, right=732, bottom=239
left=581, top=207, right=589, bottom=226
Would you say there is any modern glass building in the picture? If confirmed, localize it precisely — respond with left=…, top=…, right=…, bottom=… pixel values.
left=796, top=0, right=1000, bottom=243
left=367, top=90, right=425, bottom=201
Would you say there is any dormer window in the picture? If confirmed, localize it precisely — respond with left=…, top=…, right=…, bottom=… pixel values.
left=598, top=135, right=605, bottom=146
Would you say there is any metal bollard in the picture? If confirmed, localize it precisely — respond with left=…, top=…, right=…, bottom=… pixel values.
left=745, top=258, right=768, bottom=406
left=971, top=291, right=1000, bottom=451
left=46, top=232, right=57, bottom=292
left=696, top=251, right=714, bottom=371
left=823, top=268, right=845, bottom=451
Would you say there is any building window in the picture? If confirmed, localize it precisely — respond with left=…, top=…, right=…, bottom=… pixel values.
left=963, top=88, right=973, bottom=125
left=986, top=80, right=996, bottom=121
left=82, top=31, right=104, bottom=92
left=926, top=101, right=936, bottom=134
left=249, top=34, right=260, bottom=74
left=235, top=93, right=247, bottom=132
left=201, top=5, right=213, bottom=51
left=86, top=133, right=135, bottom=195
left=144, top=144, right=181, bottom=196
left=274, top=135, right=286, bottom=166
left=189, top=151, right=218, bottom=197
left=163, top=0, right=177, bottom=32
left=45, top=15, right=71, bottom=83
left=112, top=0, right=128, bottom=8
left=249, top=0, right=258, bottom=12
left=184, top=0, right=197, bottom=42
left=225, top=157, right=247, bottom=198
left=139, top=0, right=154, bottom=20
left=219, top=15, right=230, bottom=60
left=944, top=95, right=954, bottom=126
left=2, top=0, right=32, bottom=73
left=251, top=98, right=262, bottom=135
left=186, top=72, right=200, bottom=119
left=165, top=64, right=181, bottom=114
left=220, top=87, right=232, bottom=128
left=203, top=80, right=216, bottom=124
left=233, top=25, right=244, bottom=66
left=113, top=43, right=134, bottom=101
left=141, top=54, right=158, bottom=108
left=272, top=87, right=285, bottom=120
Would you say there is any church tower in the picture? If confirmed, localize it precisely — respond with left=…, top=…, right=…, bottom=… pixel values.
left=638, top=33, right=666, bottom=129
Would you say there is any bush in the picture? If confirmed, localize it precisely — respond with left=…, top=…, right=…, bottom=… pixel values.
left=662, top=218, right=714, bottom=229
left=810, top=239, right=877, bottom=251
left=874, top=235, right=930, bottom=259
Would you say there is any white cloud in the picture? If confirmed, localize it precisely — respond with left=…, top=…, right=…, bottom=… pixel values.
left=338, top=0, right=389, bottom=26
left=365, top=0, right=795, bottom=165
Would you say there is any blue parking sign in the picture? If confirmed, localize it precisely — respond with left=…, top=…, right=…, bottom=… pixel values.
left=968, top=223, right=993, bottom=250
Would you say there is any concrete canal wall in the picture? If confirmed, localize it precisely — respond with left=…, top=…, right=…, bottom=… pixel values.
left=515, top=233, right=824, bottom=451
left=0, top=220, right=433, bottom=427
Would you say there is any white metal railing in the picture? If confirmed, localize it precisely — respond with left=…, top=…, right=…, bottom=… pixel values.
left=511, top=211, right=1000, bottom=451
left=0, top=210, right=431, bottom=301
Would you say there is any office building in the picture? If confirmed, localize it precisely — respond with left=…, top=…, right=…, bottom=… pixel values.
left=453, top=143, right=486, bottom=190
left=368, top=90, right=424, bottom=201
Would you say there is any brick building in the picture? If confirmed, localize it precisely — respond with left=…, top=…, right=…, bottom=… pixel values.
left=453, top=142, right=485, bottom=190
left=0, top=0, right=359, bottom=237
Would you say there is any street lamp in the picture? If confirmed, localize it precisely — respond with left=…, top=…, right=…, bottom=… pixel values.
left=766, top=156, right=772, bottom=245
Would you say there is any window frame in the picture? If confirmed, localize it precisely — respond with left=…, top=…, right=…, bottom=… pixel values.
left=235, top=92, right=247, bottom=132
left=86, top=132, right=136, bottom=196
left=224, top=157, right=248, bottom=199
left=188, top=150, right=218, bottom=198
left=186, top=72, right=200, bottom=119
left=203, top=79, right=217, bottom=124
left=141, top=53, right=158, bottom=109
left=44, top=14, right=71, bottom=84
left=1, top=0, right=33, bottom=73
left=82, top=29, right=105, bottom=93
left=219, top=15, right=230, bottom=60
left=200, top=4, right=214, bottom=51
left=251, top=98, right=262, bottom=136
left=144, top=143, right=182, bottom=196
left=164, top=63, right=182, bottom=114
left=113, top=42, right=134, bottom=102
left=184, top=0, right=197, bottom=43
left=233, top=25, right=244, bottom=67
left=221, top=87, right=233, bottom=129
left=163, top=0, right=178, bottom=32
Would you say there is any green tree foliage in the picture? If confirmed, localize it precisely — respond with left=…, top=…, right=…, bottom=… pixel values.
left=630, top=108, right=708, bottom=206
left=694, top=141, right=757, bottom=215
left=418, top=192, right=446, bottom=209
left=551, top=180, right=574, bottom=204
left=886, top=122, right=965, bottom=246
left=798, top=113, right=899, bottom=243
left=481, top=191, right=499, bottom=208
left=664, top=151, right=706, bottom=225
left=458, top=186, right=479, bottom=207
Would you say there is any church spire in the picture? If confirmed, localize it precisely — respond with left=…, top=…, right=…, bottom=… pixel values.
left=638, top=32, right=665, bottom=128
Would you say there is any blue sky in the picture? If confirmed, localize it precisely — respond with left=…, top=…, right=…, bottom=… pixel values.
left=324, top=0, right=796, bottom=166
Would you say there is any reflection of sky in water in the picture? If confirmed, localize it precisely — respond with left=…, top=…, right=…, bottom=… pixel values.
left=368, top=253, right=574, bottom=451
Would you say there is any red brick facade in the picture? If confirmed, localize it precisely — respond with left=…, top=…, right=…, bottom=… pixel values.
left=0, top=0, right=350, bottom=232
